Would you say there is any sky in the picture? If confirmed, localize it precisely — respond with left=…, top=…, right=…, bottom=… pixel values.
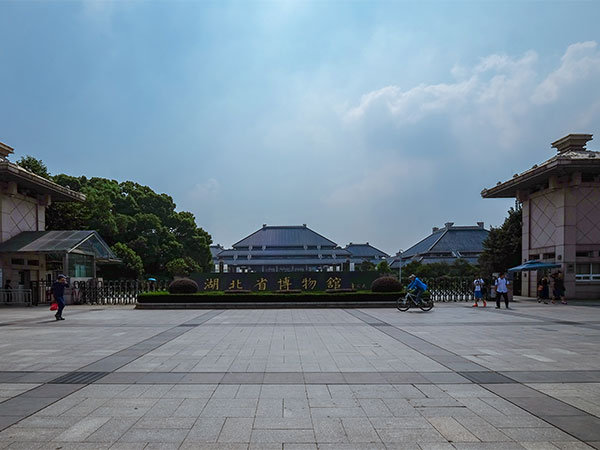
left=1, top=0, right=599, bottom=255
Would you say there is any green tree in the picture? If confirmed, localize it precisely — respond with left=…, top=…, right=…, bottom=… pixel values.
left=16, top=156, right=51, bottom=179
left=15, top=156, right=215, bottom=278
left=376, top=260, right=391, bottom=274
left=109, top=243, right=144, bottom=278
left=478, top=205, right=522, bottom=274
left=166, top=257, right=201, bottom=277
left=359, top=260, right=376, bottom=271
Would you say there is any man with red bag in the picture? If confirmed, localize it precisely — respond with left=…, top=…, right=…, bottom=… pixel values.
left=52, top=274, right=69, bottom=321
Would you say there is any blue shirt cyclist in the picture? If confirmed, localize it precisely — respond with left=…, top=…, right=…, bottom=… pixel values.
left=407, top=274, right=427, bottom=303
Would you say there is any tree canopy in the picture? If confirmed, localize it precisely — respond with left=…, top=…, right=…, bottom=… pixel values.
left=18, top=157, right=213, bottom=278
left=478, top=204, right=522, bottom=274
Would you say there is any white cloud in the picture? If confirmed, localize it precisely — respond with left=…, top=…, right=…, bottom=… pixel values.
left=532, top=41, right=600, bottom=104
left=344, top=42, right=600, bottom=152
left=188, top=178, right=220, bottom=203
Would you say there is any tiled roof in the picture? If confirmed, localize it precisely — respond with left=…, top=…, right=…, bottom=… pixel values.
left=401, top=229, right=445, bottom=258
left=401, top=224, right=489, bottom=262
left=482, top=134, right=599, bottom=198
left=233, top=225, right=338, bottom=248
left=217, top=249, right=351, bottom=257
left=214, top=258, right=345, bottom=266
left=210, top=245, right=224, bottom=258
left=0, top=161, right=85, bottom=202
left=0, top=230, right=117, bottom=261
left=344, top=243, right=389, bottom=258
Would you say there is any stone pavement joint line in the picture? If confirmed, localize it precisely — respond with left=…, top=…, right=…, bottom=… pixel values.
left=49, top=371, right=109, bottom=384
left=0, top=309, right=224, bottom=432
left=346, top=307, right=600, bottom=446
left=77, top=309, right=224, bottom=373
left=1, top=304, right=600, bottom=448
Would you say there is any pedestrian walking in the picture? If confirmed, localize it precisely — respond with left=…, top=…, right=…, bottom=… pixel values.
left=472, top=276, right=486, bottom=307
left=495, top=272, right=510, bottom=309
left=541, top=276, right=550, bottom=303
left=552, top=271, right=566, bottom=304
left=52, top=274, right=69, bottom=321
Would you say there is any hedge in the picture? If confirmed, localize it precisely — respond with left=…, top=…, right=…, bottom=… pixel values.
left=137, top=290, right=406, bottom=304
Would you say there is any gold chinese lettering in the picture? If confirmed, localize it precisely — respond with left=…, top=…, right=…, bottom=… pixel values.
left=255, top=278, right=268, bottom=291
left=228, top=279, right=243, bottom=290
left=204, top=278, right=219, bottom=290
left=278, top=277, right=292, bottom=291
left=326, top=277, right=342, bottom=290
left=301, top=277, right=317, bottom=290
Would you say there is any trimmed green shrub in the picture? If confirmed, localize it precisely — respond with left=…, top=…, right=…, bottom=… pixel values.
left=371, top=276, right=402, bottom=292
left=168, top=278, right=199, bottom=294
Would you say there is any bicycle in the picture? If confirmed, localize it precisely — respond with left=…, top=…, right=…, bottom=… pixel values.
left=397, top=290, right=434, bottom=312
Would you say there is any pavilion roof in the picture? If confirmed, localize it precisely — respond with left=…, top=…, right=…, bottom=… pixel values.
left=0, top=161, right=85, bottom=202
left=0, top=230, right=117, bottom=261
left=482, top=134, right=599, bottom=199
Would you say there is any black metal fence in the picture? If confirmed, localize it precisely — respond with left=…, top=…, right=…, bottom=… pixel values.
left=399, top=276, right=494, bottom=303
left=27, top=276, right=498, bottom=306
left=30, top=280, right=170, bottom=306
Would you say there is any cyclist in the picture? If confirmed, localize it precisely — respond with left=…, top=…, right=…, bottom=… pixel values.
left=407, top=274, right=427, bottom=304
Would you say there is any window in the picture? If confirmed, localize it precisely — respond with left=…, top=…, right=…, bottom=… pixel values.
left=68, top=254, right=94, bottom=278
left=542, top=253, right=556, bottom=260
left=11, top=259, right=25, bottom=265
left=582, top=173, right=596, bottom=182
left=576, top=263, right=600, bottom=281
left=576, top=251, right=593, bottom=258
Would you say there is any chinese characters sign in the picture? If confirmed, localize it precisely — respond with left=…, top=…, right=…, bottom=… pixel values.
left=191, top=272, right=378, bottom=292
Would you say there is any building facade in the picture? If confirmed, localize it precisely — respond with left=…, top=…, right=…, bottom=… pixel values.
left=0, top=141, right=117, bottom=294
left=482, top=134, right=600, bottom=300
left=215, top=224, right=351, bottom=272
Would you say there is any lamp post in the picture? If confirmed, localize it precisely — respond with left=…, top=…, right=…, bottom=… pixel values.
left=397, top=249, right=403, bottom=284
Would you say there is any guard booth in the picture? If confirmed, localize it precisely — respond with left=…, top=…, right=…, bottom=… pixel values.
left=0, top=230, right=119, bottom=305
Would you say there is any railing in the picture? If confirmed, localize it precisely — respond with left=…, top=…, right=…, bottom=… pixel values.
left=398, top=276, right=493, bottom=302
left=0, top=288, right=32, bottom=306
left=30, top=280, right=170, bottom=306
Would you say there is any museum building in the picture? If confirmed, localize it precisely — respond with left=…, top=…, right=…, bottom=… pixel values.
left=214, top=224, right=353, bottom=272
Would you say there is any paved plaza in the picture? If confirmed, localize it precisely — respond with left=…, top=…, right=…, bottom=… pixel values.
left=1, top=301, right=600, bottom=449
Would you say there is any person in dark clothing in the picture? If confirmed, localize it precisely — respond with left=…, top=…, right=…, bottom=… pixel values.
left=552, top=272, right=566, bottom=304
left=52, top=274, right=69, bottom=321
left=4, top=280, right=12, bottom=303
left=540, top=276, right=550, bottom=303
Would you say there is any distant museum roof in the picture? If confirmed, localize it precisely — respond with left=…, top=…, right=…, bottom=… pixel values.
left=0, top=142, right=85, bottom=202
left=233, top=224, right=339, bottom=248
left=482, top=134, right=599, bottom=199
left=345, top=243, right=389, bottom=261
left=401, top=222, right=489, bottom=260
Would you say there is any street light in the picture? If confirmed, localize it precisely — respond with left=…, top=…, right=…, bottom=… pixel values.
left=397, top=249, right=403, bottom=284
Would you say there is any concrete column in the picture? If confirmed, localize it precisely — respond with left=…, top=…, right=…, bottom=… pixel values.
left=521, top=198, right=531, bottom=296
left=563, top=185, right=578, bottom=299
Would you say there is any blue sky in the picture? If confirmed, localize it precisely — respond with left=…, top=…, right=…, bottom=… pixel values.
left=1, top=1, right=599, bottom=255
